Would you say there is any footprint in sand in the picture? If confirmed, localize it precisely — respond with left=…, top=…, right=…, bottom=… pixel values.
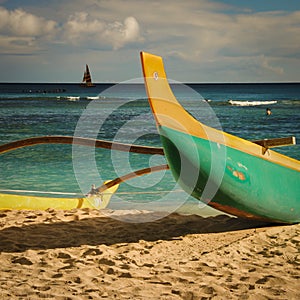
left=11, top=256, right=33, bottom=265
left=82, top=248, right=103, bottom=257
left=99, top=258, right=115, bottom=266
left=255, top=275, right=272, bottom=285
left=52, top=273, right=63, bottom=279
left=57, top=252, right=72, bottom=259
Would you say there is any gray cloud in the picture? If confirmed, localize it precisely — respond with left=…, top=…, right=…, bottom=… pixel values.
left=0, top=5, right=143, bottom=54
left=0, top=6, right=57, bottom=36
left=63, top=13, right=142, bottom=50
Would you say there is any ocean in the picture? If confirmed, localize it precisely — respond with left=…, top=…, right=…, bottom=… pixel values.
left=0, top=82, right=299, bottom=216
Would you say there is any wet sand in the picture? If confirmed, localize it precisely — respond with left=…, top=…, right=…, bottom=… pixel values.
left=0, top=208, right=299, bottom=299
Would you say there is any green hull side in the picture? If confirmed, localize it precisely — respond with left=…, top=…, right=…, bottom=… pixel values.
left=159, top=126, right=300, bottom=223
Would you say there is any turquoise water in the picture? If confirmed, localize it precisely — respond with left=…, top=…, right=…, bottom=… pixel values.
left=0, top=82, right=299, bottom=215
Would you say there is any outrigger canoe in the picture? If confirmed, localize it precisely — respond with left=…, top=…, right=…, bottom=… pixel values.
left=141, top=51, right=300, bottom=224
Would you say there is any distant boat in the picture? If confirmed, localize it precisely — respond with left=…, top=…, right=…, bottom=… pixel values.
left=80, top=64, right=95, bottom=87
left=140, top=51, right=300, bottom=224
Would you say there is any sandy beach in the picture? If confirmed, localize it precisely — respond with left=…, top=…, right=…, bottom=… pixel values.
left=0, top=208, right=299, bottom=299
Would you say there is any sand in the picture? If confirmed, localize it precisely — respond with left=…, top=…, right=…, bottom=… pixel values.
left=0, top=208, right=299, bottom=299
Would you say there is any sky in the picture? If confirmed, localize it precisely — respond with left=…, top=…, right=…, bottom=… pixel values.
left=0, top=0, right=299, bottom=83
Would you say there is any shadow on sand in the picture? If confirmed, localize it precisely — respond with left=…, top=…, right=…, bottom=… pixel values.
left=0, top=211, right=271, bottom=253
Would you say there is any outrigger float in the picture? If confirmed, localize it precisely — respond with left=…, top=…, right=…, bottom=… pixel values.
left=140, top=51, right=299, bottom=224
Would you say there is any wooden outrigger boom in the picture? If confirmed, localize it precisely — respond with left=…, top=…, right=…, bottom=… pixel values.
left=0, top=136, right=164, bottom=156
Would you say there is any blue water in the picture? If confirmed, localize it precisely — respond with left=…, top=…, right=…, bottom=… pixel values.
left=0, top=82, right=299, bottom=215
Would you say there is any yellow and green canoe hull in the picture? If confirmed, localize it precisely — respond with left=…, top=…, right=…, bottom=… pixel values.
left=160, top=125, right=300, bottom=223
left=141, top=51, right=300, bottom=224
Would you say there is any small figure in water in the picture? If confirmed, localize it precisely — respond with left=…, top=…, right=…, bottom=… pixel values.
left=266, top=108, right=272, bottom=116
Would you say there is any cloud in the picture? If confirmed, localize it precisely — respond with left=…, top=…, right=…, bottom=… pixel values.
left=64, top=12, right=104, bottom=38
left=63, top=12, right=142, bottom=50
left=0, top=5, right=142, bottom=55
left=0, top=6, right=57, bottom=54
left=260, top=55, right=284, bottom=75
left=163, top=9, right=300, bottom=61
left=0, top=6, right=56, bottom=36
left=0, top=35, right=40, bottom=55
left=140, top=6, right=299, bottom=80
left=123, top=17, right=141, bottom=43
left=103, top=16, right=142, bottom=49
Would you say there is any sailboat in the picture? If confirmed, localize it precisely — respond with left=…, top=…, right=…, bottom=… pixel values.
left=80, top=64, right=95, bottom=87
left=140, top=51, right=300, bottom=224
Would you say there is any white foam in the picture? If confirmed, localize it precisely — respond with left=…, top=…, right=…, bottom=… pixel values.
left=87, top=96, right=100, bottom=100
left=67, top=96, right=80, bottom=101
left=228, top=100, right=277, bottom=106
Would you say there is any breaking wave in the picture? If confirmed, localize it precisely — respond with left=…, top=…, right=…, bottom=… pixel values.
left=228, top=100, right=278, bottom=106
